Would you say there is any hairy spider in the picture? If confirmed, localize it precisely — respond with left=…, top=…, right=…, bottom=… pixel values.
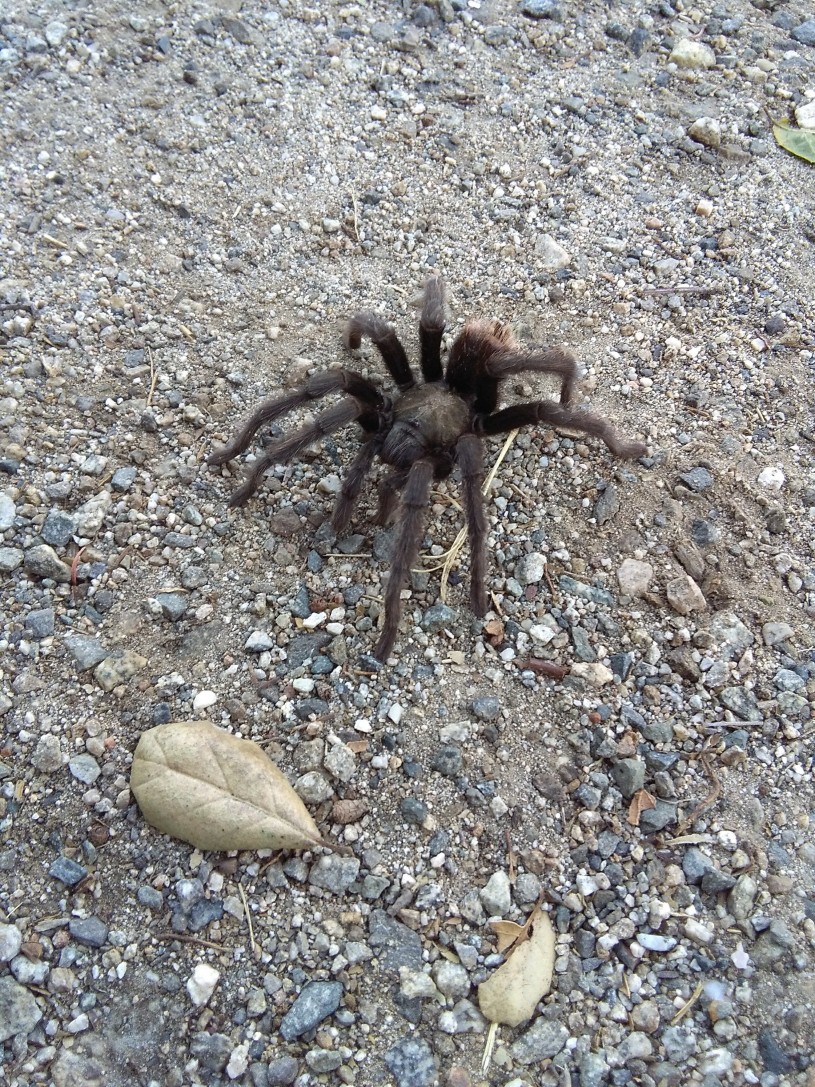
left=207, top=277, right=646, bottom=660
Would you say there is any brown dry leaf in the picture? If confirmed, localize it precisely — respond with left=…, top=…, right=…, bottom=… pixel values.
left=483, top=618, right=504, bottom=645
left=627, top=788, right=657, bottom=827
left=131, top=720, right=323, bottom=851
left=489, top=919, right=527, bottom=954
left=478, top=907, right=556, bottom=1027
left=331, top=799, right=369, bottom=825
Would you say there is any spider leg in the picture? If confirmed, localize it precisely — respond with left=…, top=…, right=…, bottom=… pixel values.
left=375, top=468, right=410, bottom=525
left=374, top=459, right=435, bottom=661
left=419, top=276, right=445, bottom=383
left=479, top=401, right=647, bottom=459
left=331, top=437, right=383, bottom=534
left=344, top=312, right=416, bottom=391
left=208, top=370, right=383, bottom=466
left=486, top=346, right=580, bottom=406
left=228, top=400, right=363, bottom=507
left=456, top=433, right=488, bottom=616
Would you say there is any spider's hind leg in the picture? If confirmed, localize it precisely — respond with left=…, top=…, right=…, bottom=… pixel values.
left=331, top=436, right=382, bottom=534
left=480, top=401, right=647, bottom=459
left=456, top=433, right=488, bottom=617
left=374, top=459, right=434, bottom=661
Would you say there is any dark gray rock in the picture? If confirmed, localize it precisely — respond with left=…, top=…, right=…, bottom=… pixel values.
left=369, top=910, right=423, bottom=972
left=190, top=1031, right=232, bottom=1072
left=718, top=685, right=760, bottom=720
left=611, top=758, right=645, bottom=798
left=510, top=1018, right=569, bottom=1063
left=431, top=745, right=462, bottom=777
left=41, top=509, right=75, bottom=547
left=24, top=544, right=72, bottom=581
left=49, top=857, right=87, bottom=886
left=155, top=592, right=188, bottom=621
left=400, top=797, right=428, bottom=825
left=679, top=467, right=714, bottom=492
left=638, top=800, right=676, bottom=833
left=309, top=855, right=360, bottom=894
left=137, top=886, right=164, bottom=911
left=471, top=695, right=500, bottom=720
left=791, top=19, right=815, bottom=45
left=521, top=0, right=561, bottom=20
left=421, top=604, right=456, bottom=632
left=111, top=466, right=137, bottom=492
left=279, top=981, right=343, bottom=1041
left=558, top=575, right=615, bottom=606
left=758, top=1027, right=794, bottom=1074
left=594, top=482, right=619, bottom=525
left=25, top=608, right=55, bottom=639
left=384, top=1037, right=437, bottom=1087
left=267, top=1056, right=299, bottom=1086
left=69, top=916, right=108, bottom=948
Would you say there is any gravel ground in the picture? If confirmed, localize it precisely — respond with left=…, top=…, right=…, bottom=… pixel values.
left=1, top=1, right=815, bottom=1085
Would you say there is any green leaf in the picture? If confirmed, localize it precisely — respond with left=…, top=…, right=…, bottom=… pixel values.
left=772, top=123, right=815, bottom=164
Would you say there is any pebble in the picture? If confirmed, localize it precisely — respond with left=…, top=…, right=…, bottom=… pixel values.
left=617, top=558, right=653, bottom=596
left=31, top=734, right=65, bottom=772
left=187, top=964, right=220, bottom=1007
left=384, top=1037, right=437, bottom=1087
left=94, top=650, right=148, bottom=691
left=68, top=753, right=101, bottom=785
left=0, top=493, right=15, bottom=531
left=669, top=40, right=716, bottom=69
left=64, top=635, right=109, bottom=671
left=24, top=544, right=72, bottom=581
left=515, top=552, right=545, bottom=585
left=665, top=574, right=707, bottom=615
left=279, top=981, right=343, bottom=1040
left=791, top=19, right=815, bottom=46
left=309, top=855, right=360, bottom=894
left=68, top=916, right=108, bottom=948
left=48, top=857, right=87, bottom=886
left=0, top=977, right=43, bottom=1042
left=510, top=1020, right=569, bottom=1063
left=479, top=870, right=511, bottom=916
left=0, top=923, right=22, bottom=962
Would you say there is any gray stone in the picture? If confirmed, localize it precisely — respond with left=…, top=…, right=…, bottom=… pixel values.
left=0, top=923, right=22, bottom=962
left=68, top=753, right=101, bottom=785
left=111, top=466, right=137, bottom=492
left=757, top=1028, right=794, bottom=1074
left=670, top=39, right=716, bottom=68
left=666, top=574, right=707, bottom=615
left=679, top=466, right=714, bottom=492
left=65, top=635, right=109, bottom=671
left=594, top=482, right=620, bottom=525
left=752, top=920, right=794, bottom=966
left=0, top=976, right=43, bottom=1043
left=791, top=19, right=815, bottom=46
left=155, top=592, right=187, bottom=620
left=515, top=552, right=545, bottom=585
left=617, top=558, right=653, bottom=596
left=479, top=870, right=511, bottom=916
left=190, top=1032, right=231, bottom=1072
left=719, top=686, right=760, bottom=720
left=558, top=575, right=615, bottom=606
left=471, top=695, right=500, bottom=720
left=535, top=233, right=570, bottom=271
left=421, top=603, right=456, bottom=633
left=662, top=1025, right=698, bottom=1062
left=709, top=612, right=754, bottom=659
left=308, top=855, right=360, bottom=894
left=384, top=1037, right=437, bottom=1087
left=510, top=1018, right=569, bottom=1063
left=0, top=492, right=16, bottom=530
left=69, top=916, right=108, bottom=948
left=774, top=668, right=804, bottom=692
left=728, top=874, right=757, bottom=920
left=94, top=649, right=147, bottom=691
left=431, top=745, right=462, bottom=776
left=400, top=797, right=428, bottom=826
left=611, top=758, right=645, bottom=798
left=137, top=886, right=164, bottom=911
left=0, top=547, right=23, bottom=573
left=41, top=508, right=75, bottom=546
left=31, top=734, right=64, bottom=772
left=24, top=544, right=72, bottom=582
left=437, top=997, right=486, bottom=1034
left=267, top=1056, right=299, bottom=1086
left=25, top=608, right=55, bottom=639
left=579, top=1051, right=610, bottom=1087
left=688, top=117, right=721, bottom=148
left=279, top=981, right=343, bottom=1040
left=521, top=0, right=561, bottom=18
left=762, top=621, right=794, bottom=646
left=306, top=1048, right=342, bottom=1073
left=245, top=630, right=275, bottom=652
left=638, top=800, right=676, bottom=833
left=369, top=910, right=423, bottom=972
left=49, top=857, right=87, bottom=886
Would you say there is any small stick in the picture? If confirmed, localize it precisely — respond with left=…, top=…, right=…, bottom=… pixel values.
left=675, top=755, right=721, bottom=835
left=146, top=346, right=158, bottom=406
left=671, top=981, right=705, bottom=1025
left=518, top=658, right=568, bottom=679
left=154, top=932, right=225, bottom=950
left=238, top=883, right=257, bottom=955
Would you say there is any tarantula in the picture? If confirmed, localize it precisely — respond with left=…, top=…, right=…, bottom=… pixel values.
left=207, top=278, right=646, bottom=660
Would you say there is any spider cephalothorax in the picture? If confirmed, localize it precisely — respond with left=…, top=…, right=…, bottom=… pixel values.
left=207, top=278, right=646, bottom=660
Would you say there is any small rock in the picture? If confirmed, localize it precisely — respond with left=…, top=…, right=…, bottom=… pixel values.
left=41, top=509, right=75, bottom=546
left=479, top=870, right=511, bottom=916
left=68, top=753, right=101, bottom=785
left=521, top=0, right=561, bottom=18
left=94, top=650, right=148, bottom=691
left=421, top=604, right=456, bottom=633
left=611, top=758, right=645, bottom=798
left=570, top=662, right=614, bottom=687
left=187, top=963, right=220, bottom=1006
left=757, top=466, right=785, bottom=489
left=666, top=574, right=707, bottom=615
left=24, top=544, right=72, bottom=582
left=752, top=919, right=794, bottom=965
left=617, top=559, right=653, bottom=596
left=757, top=1027, right=794, bottom=1074
left=309, top=855, right=360, bottom=894
left=49, top=857, right=87, bottom=886
left=670, top=39, right=716, bottom=68
left=279, top=981, right=343, bottom=1041
left=791, top=19, right=815, bottom=46
left=688, top=117, right=721, bottom=148
left=718, top=685, right=760, bottom=720
left=431, top=745, right=462, bottom=776
left=31, top=734, right=65, bottom=773
left=510, top=1019, right=569, bottom=1064
left=65, top=635, right=109, bottom=671
left=515, top=552, right=545, bottom=585
left=594, top=483, right=619, bottom=525
left=0, top=976, right=43, bottom=1043
left=155, top=592, right=188, bottom=621
left=69, top=916, right=108, bottom=948
left=761, top=621, right=793, bottom=646
left=384, top=1037, right=438, bottom=1087
left=471, top=695, right=500, bottom=721
left=0, top=923, right=22, bottom=962
left=73, top=491, right=112, bottom=537
left=535, top=233, right=570, bottom=271
left=679, top=466, right=714, bottom=492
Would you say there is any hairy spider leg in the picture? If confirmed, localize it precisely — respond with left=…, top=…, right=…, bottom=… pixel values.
left=344, top=312, right=416, bottom=391
left=207, top=369, right=383, bottom=466
left=479, top=400, right=647, bottom=459
left=455, top=433, right=488, bottom=616
left=331, top=435, right=386, bottom=534
left=418, top=276, right=445, bottom=383
left=374, top=459, right=435, bottom=661
left=444, top=322, right=509, bottom=414
left=485, top=346, right=580, bottom=407
left=374, top=468, right=410, bottom=525
left=227, top=400, right=364, bottom=507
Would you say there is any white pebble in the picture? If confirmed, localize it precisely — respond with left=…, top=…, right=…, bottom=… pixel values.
left=757, top=466, right=784, bottom=489
left=187, top=963, right=220, bottom=1006
left=192, top=690, right=217, bottom=712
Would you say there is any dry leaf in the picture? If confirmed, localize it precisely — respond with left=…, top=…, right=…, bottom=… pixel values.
left=131, top=720, right=323, bottom=851
left=483, top=618, right=505, bottom=645
left=772, top=122, right=815, bottom=164
left=627, top=788, right=657, bottom=827
left=490, top=919, right=527, bottom=954
left=478, top=907, right=556, bottom=1027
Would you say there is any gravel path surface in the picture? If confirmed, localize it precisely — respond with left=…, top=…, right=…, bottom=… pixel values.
left=1, top=1, right=814, bottom=1085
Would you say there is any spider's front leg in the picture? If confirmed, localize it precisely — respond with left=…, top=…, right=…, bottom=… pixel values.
left=374, top=459, right=434, bottom=661
left=480, top=400, right=647, bottom=459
